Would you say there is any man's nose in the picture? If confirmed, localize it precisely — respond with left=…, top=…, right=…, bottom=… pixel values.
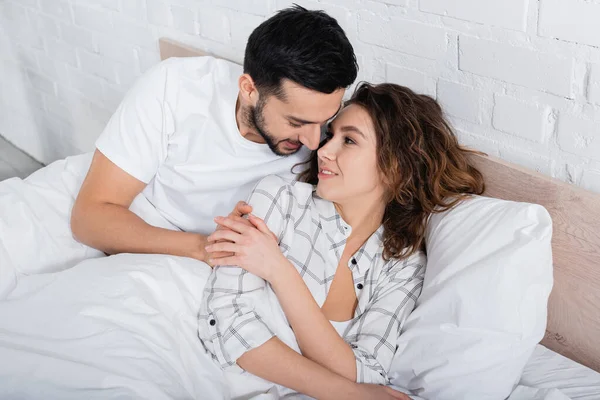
left=300, top=125, right=322, bottom=150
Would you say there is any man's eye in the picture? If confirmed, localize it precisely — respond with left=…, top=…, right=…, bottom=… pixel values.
left=289, top=121, right=302, bottom=128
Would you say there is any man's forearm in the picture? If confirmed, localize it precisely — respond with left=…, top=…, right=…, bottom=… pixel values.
left=237, top=337, right=359, bottom=400
left=71, top=202, right=205, bottom=260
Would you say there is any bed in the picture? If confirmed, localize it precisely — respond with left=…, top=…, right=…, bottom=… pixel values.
left=159, top=36, right=600, bottom=375
left=0, top=37, right=597, bottom=400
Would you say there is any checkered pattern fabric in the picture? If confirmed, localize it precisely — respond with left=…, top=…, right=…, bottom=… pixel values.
left=198, top=175, right=425, bottom=384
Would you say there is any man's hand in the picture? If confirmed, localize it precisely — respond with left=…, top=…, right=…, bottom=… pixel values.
left=205, top=201, right=253, bottom=266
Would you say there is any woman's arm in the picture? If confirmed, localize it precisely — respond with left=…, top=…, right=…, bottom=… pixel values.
left=208, top=215, right=360, bottom=381
left=209, top=215, right=426, bottom=384
left=237, top=337, right=411, bottom=400
left=269, top=260, right=359, bottom=381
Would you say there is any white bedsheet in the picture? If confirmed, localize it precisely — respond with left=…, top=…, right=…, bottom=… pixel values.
left=0, top=253, right=300, bottom=399
left=1, top=153, right=599, bottom=400
left=511, top=345, right=600, bottom=400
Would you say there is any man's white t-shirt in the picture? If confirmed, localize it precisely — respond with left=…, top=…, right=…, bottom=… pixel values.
left=96, top=56, right=309, bottom=234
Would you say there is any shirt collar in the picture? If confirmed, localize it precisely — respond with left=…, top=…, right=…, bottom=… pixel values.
left=312, top=190, right=349, bottom=236
left=312, top=190, right=385, bottom=276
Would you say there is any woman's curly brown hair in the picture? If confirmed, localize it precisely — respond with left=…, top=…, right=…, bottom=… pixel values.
left=298, top=82, right=485, bottom=260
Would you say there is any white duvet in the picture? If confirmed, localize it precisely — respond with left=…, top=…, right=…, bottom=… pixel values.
left=0, top=153, right=591, bottom=399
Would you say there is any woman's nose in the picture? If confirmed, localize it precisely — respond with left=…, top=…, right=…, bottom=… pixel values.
left=317, top=139, right=336, bottom=160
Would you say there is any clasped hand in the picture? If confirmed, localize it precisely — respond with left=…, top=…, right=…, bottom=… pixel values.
left=205, top=208, right=286, bottom=283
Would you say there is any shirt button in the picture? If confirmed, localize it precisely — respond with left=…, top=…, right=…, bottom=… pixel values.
left=351, top=258, right=357, bottom=265
left=357, top=283, right=364, bottom=290
left=209, top=319, right=216, bottom=326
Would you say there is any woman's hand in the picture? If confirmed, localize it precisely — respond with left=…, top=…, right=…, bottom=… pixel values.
left=202, top=201, right=254, bottom=266
left=205, top=214, right=288, bottom=283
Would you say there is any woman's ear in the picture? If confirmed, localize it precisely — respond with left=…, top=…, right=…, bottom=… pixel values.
left=238, top=74, right=258, bottom=105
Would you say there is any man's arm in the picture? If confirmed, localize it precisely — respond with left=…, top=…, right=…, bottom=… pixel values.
left=238, top=337, right=410, bottom=400
left=71, top=150, right=209, bottom=261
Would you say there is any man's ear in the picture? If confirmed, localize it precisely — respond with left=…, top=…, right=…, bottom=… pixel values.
left=239, top=74, right=258, bottom=105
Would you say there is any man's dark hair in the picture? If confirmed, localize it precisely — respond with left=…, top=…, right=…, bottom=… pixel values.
left=244, top=5, right=358, bottom=98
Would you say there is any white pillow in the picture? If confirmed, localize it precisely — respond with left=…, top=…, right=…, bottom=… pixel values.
left=390, top=195, right=553, bottom=400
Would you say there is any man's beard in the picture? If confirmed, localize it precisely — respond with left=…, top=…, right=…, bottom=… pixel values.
left=244, top=98, right=301, bottom=157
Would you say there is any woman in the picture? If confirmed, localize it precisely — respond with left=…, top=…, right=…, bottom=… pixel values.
left=200, top=83, right=485, bottom=399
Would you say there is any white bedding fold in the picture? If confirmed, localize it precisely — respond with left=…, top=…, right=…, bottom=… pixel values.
left=0, top=254, right=228, bottom=399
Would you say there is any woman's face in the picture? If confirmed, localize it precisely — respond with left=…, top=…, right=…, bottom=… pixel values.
left=316, top=104, right=386, bottom=207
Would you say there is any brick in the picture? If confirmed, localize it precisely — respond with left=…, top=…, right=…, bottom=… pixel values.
left=103, top=83, right=126, bottom=111
left=15, top=46, right=39, bottom=72
left=198, top=6, right=231, bottom=44
left=581, top=168, right=600, bottom=193
left=230, top=13, right=264, bottom=49
left=437, top=80, right=483, bottom=124
left=134, top=47, right=160, bottom=74
left=170, top=5, right=197, bottom=35
left=420, top=0, right=528, bottom=31
left=66, top=65, right=109, bottom=99
left=59, top=23, right=95, bottom=52
left=386, top=64, right=433, bottom=96
left=358, top=12, right=446, bottom=60
left=121, top=0, right=147, bottom=21
left=146, top=0, right=171, bottom=27
left=36, top=53, right=72, bottom=87
left=73, top=4, right=112, bottom=32
left=589, top=64, right=600, bottom=106
left=95, top=0, right=120, bottom=11
left=3, top=2, right=28, bottom=23
left=539, top=0, right=600, bottom=48
left=28, top=12, right=60, bottom=39
left=499, top=146, right=552, bottom=175
left=557, top=114, right=600, bottom=161
left=13, top=23, right=45, bottom=50
left=220, top=0, right=272, bottom=16
left=379, top=0, right=408, bottom=6
left=78, top=50, right=118, bottom=82
left=19, top=0, right=39, bottom=9
left=95, top=35, right=135, bottom=63
left=459, top=36, right=573, bottom=98
left=455, top=129, right=500, bottom=156
left=26, top=69, right=56, bottom=96
left=42, top=92, right=71, bottom=123
left=492, top=95, right=548, bottom=143
left=114, top=62, right=139, bottom=87
left=111, top=16, right=156, bottom=49
left=45, top=38, right=79, bottom=67
left=41, top=0, right=73, bottom=23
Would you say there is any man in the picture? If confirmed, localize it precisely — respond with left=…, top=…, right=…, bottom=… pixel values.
left=70, top=6, right=357, bottom=264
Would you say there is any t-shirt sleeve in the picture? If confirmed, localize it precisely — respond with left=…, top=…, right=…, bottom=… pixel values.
left=95, top=60, right=174, bottom=184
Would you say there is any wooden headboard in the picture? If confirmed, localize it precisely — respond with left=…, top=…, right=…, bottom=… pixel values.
left=158, top=37, right=600, bottom=372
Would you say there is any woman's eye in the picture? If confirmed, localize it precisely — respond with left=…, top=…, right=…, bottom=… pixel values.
left=344, top=137, right=355, bottom=145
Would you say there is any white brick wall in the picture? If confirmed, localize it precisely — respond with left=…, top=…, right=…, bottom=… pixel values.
left=539, top=0, right=600, bottom=48
left=492, top=95, right=550, bottom=143
left=420, top=0, right=528, bottom=31
left=0, top=0, right=599, bottom=194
